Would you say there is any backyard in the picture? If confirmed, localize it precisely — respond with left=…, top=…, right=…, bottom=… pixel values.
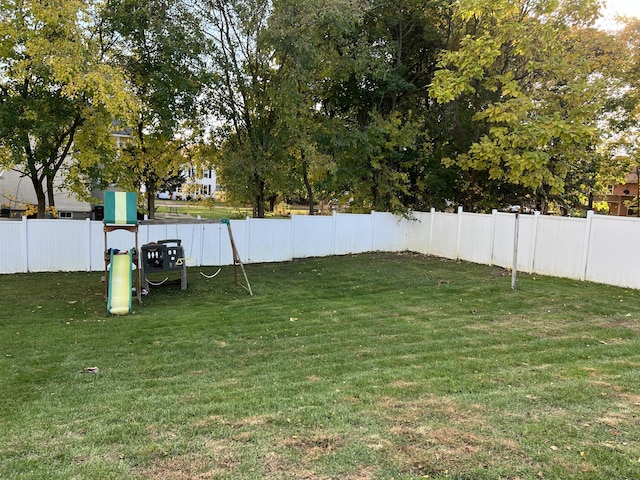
left=0, top=253, right=639, bottom=479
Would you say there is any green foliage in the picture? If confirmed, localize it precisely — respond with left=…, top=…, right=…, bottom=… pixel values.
left=0, top=0, right=133, bottom=217
left=3, top=0, right=640, bottom=218
left=430, top=0, right=613, bottom=212
left=98, top=0, right=211, bottom=216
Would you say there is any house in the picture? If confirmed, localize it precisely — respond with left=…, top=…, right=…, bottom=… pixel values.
left=601, top=171, right=639, bottom=217
left=0, top=127, right=137, bottom=220
left=1, top=127, right=217, bottom=219
left=0, top=167, right=93, bottom=219
left=158, top=166, right=217, bottom=201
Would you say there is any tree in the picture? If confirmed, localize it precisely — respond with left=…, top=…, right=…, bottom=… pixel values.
left=100, top=0, right=210, bottom=217
left=116, top=135, right=186, bottom=214
left=200, top=0, right=290, bottom=217
left=0, top=0, right=132, bottom=217
left=315, top=0, right=447, bottom=213
left=260, top=0, right=366, bottom=215
left=429, top=0, right=610, bottom=213
left=596, top=18, right=640, bottom=216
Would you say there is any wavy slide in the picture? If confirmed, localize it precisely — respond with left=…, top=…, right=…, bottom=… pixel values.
left=107, top=250, right=133, bottom=315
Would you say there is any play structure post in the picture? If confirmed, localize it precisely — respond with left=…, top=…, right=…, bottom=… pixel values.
left=222, top=219, right=253, bottom=296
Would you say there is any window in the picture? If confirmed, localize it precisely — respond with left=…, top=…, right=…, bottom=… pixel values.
left=59, top=211, right=73, bottom=219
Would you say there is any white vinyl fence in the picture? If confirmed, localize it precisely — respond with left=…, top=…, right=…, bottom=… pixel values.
left=1, top=209, right=639, bottom=290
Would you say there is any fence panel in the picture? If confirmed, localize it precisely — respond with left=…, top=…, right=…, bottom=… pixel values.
left=405, top=211, right=431, bottom=255
left=333, top=213, right=373, bottom=255
left=533, top=216, right=586, bottom=280
left=371, top=212, right=408, bottom=252
left=586, top=215, right=640, bottom=289
left=26, top=219, right=90, bottom=272
left=292, top=215, right=334, bottom=258
left=515, top=214, right=537, bottom=273
left=197, top=223, right=223, bottom=267
left=246, top=218, right=292, bottom=263
left=458, top=213, right=493, bottom=265
left=0, top=220, right=26, bottom=273
left=430, top=212, right=459, bottom=259
left=491, top=213, right=517, bottom=268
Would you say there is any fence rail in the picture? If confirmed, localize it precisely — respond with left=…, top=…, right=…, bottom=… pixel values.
left=1, top=209, right=639, bottom=290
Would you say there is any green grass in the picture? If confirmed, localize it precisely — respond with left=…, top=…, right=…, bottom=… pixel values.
left=1, top=253, right=639, bottom=479
left=155, top=200, right=251, bottom=219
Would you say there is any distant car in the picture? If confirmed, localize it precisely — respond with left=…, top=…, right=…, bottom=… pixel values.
left=505, top=205, right=532, bottom=213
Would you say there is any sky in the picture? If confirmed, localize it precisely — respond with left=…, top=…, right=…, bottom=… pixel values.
left=600, top=0, right=640, bottom=28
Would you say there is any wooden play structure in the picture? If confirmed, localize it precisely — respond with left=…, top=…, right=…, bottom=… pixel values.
left=102, top=193, right=252, bottom=309
left=221, top=218, right=253, bottom=296
left=103, top=192, right=142, bottom=315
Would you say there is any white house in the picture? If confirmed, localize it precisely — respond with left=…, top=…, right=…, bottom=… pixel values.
left=0, top=128, right=139, bottom=219
left=0, top=167, right=93, bottom=219
left=1, top=127, right=217, bottom=219
left=158, top=166, right=217, bottom=200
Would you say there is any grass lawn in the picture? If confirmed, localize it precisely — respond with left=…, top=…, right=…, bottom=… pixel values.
left=155, top=200, right=252, bottom=220
left=1, top=253, right=639, bottom=479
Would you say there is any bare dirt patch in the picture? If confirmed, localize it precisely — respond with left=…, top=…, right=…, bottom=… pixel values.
left=376, top=395, right=522, bottom=476
left=281, top=433, right=343, bottom=459
left=139, top=453, right=226, bottom=480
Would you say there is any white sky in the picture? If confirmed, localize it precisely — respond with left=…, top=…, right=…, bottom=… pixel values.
left=600, top=0, right=640, bottom=28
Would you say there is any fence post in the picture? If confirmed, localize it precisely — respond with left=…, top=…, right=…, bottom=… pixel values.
left=511, top=212, right=520, bottom=290
left=21, top=216, right=29, bottom=273
left=86, top=218, right=92, bottom=272
left=456, top=206, right=463, bottom=260
left=581, top=210, right=594, bottom=281
left=245, top=216, right=251, bottom=263
left=428, top=208, right=435, bottom=255
left=370, top=210, right=376, bottom=252
left=331, top=210, right=337, bottom=256
left=529, top=211, right=541, bottom=274
left=290, top=214, right=296, bottom=260
left=489, top=209, right=497, bottom=266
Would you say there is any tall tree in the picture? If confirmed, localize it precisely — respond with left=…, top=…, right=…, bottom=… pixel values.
left=317, top=0, right=447, bottom=213
left=598, top=18, right=640, bottom=215
left=430, top=0, right=609, bottom=213
left=201, top=0, right=295, bottom=217
left=0, top=0, right=132, bottom=217
left=100, top=0, right=209, bottom=217
left=261, top=0, right=367, bottom=214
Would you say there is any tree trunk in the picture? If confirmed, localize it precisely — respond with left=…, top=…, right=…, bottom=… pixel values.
left=301, top=149, right=315, bottom=215
left=253, top=174, right=265, bottom=218
left=46, top=173, right=55, bottom=216
left=146, top=177, right=156, bottom=219
left=147, top=193, right=155, bottom=220
left=31, top=177, right=47, bottom=219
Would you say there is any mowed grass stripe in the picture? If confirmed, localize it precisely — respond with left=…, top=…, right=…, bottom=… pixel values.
left=1, top=253, right=639, bottom=479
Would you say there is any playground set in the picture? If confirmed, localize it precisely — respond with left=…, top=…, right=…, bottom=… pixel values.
left=140, top=239, right=187, bottom=292
left=103, top=192, right=251, bottom=316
